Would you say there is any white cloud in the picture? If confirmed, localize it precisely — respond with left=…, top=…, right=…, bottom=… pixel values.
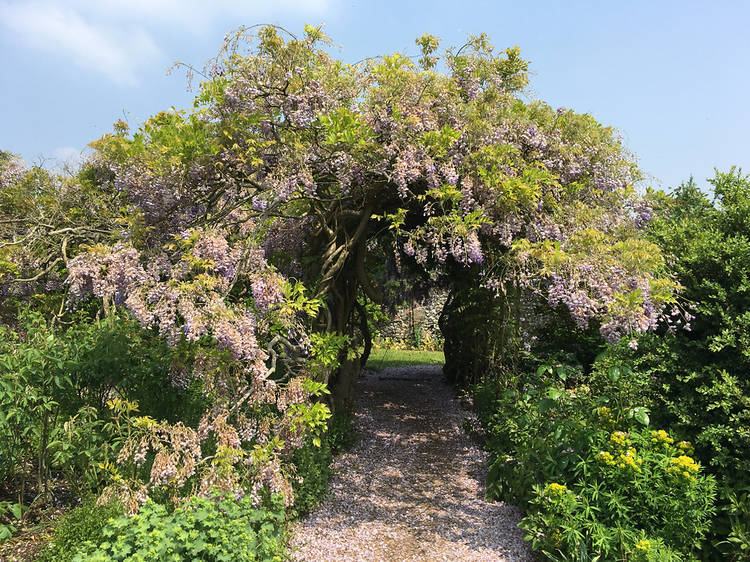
left=73, top=0, right=333, bottom=32
left=49, top=146, right=87, bottom=171
left=0, top=2, right=162, bottom=85
left=0, top=0, right=333, bottom=85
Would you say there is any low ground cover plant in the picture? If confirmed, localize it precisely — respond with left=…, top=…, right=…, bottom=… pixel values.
left=73, top=493, right=286, bottom=562
left=37, top=501, right=124, bottom=562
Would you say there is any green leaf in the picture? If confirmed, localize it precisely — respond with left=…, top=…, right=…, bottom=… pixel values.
left=537, top=398, right=556, bottom=412
left=0, top=524, right=14, bottom=540
left=9, top=503, right=24, bottom=520
left=630, top=407, right=650, bottom=426
left=536, top=365, right=553, bottom=377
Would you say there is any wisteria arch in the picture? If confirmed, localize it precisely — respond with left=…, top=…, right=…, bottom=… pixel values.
left=0, top=26, right=679, bottom=503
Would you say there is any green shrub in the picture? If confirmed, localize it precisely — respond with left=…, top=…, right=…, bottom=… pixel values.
left=642, top=173, right=750, bottom=482
left=0, top=311, right=209, bottom=506
left=615, top=171, right=750, bottom=559
left=288, top=411, right=355, bottom=516
left=475, top=358, right=657, bottom=506
left=472, top=358, right=717, bottom=560
left=327, top=411, right=356, bottom=455
left=717, top=486, right=750, bottom=559
left=73, top=493, right=286, bottom=562
left=37, top=501, right=124, bottom=562
left=290, top=437, right=333, bottom=516
left=519, top=427, right=716, bottom=560
left=61, top=312, right=209, bottom=426
left=0, top=311, right=81, bottom=500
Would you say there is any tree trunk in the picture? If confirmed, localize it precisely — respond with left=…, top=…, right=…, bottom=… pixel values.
left=309, top=204, right=384, bottom=413
left=355, top=299, right=372, bottom=367
left=330, top=356, right=361, bottom=413
left=327, top=266, right=362, bottom=414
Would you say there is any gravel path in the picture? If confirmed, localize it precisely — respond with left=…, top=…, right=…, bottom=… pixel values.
left=288, top=364, right=533, bottom=562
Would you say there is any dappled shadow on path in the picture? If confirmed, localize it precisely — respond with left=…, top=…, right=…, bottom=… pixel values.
left=288, top=364, right=533, bottom=562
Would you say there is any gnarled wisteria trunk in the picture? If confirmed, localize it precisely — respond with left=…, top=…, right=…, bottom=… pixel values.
left=327, top=266, right=362, bottom=413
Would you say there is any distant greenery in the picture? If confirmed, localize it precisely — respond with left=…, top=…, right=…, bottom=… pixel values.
left=365, top=349, right=445, bottom=371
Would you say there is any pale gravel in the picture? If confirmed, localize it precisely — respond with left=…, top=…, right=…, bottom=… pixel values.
left=288, top=364, right=534, bottom=562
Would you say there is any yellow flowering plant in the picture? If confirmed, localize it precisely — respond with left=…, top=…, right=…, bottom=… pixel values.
left=521, top=425, right=716, bottom=560
left=473, top=355, right=718, bottom=560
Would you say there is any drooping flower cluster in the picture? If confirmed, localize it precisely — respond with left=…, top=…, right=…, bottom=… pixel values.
left=0, top=153, right=27, bottom=189
left=66, top=243, right=147, bottom=305
left=66, top=233, right=274, bottom=370
left=251, top=272, right=285, bottom=314
left=106, top=370, right=327, bottom=509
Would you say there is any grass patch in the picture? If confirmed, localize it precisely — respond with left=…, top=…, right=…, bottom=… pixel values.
left=365, top=349, right=445, bottom=371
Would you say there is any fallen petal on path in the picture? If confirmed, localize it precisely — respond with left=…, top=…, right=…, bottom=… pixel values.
left=289, top=364, right=533, bottom=562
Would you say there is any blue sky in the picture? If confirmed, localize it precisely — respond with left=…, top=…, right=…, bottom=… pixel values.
left=1, top=0, right=748, bottom=190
